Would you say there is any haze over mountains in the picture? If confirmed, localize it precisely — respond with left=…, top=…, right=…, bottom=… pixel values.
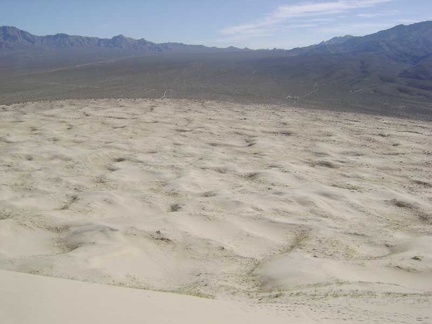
left=294, top=21, right=432, bottom=62
left=0, top=26, right=242, bottom=53
left=1, top=21, right=431, bottom=119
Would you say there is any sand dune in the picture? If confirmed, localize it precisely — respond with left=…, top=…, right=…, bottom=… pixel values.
left=0, top=270, right=291, bottom=324
left=0, top=99, right=431, bottom=323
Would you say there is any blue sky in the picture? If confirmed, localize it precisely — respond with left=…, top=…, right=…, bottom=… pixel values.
left=1, top=0, right=430, bottom=49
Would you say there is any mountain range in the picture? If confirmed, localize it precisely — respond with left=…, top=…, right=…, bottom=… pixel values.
left=0, top=26, right=242, bottom=53
left=2, top=22, right=431, bottom=60
left=0, top=21, right=431, bottom=120
left=294, top=21, right=432, bottom=64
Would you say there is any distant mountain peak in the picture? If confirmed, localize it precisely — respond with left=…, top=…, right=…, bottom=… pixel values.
left=320, top=35, right=355, bottom=46
left=112, top=34, right=128, bottom=39
left=1, top=26, right=18, bottom=32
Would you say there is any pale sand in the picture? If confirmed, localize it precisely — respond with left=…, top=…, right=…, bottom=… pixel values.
left=0, top=99, right=431, bottom=323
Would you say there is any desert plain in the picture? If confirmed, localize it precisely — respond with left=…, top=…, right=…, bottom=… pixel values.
left=0, top=98, right=431, bottom=323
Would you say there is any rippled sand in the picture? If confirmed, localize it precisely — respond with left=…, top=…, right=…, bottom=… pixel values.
left=0, top=99, right=431, bottom=323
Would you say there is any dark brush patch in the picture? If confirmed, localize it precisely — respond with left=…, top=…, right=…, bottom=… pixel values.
left=314, top=161, right=339, bottom=169
left=113, top=157, right=126, bottom=163
left=411, top=179, right=432, bottom=188
left=60, top=194, right=79, bottom=210
left=170, top=203, right=182, bottom=212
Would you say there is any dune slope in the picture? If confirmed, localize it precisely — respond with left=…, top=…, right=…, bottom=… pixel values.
left=0, top=99, right=431, bottom=323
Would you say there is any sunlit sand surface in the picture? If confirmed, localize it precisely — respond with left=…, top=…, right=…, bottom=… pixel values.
left=0, top=99, right=431, bottom=323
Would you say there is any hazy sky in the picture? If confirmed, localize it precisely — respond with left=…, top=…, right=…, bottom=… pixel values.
left=1, top=0, right=430, bottom=49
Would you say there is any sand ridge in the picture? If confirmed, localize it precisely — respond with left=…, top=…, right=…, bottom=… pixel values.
left=0, top=99, right=431, bottom=323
